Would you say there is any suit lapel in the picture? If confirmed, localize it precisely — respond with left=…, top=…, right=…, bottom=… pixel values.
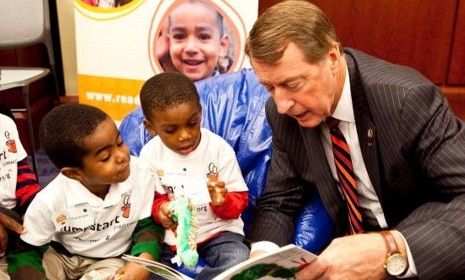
left=299, top=125, right=348, bottom=235
left=346, top=53, right=382, bottom=199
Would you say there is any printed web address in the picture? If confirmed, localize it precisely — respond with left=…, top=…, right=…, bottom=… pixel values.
left=86, top=92, right=140, bottom=105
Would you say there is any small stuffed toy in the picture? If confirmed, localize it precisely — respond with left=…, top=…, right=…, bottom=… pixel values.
left=169, top=197, right=199, bottom=267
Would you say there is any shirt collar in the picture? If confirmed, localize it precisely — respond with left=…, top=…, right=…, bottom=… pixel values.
left=65, top=174, right=127, bottom=207
left=331, top=66, right=355, bottom=123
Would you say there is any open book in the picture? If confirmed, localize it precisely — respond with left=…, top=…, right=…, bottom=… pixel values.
left=214, top=244, right=317, bottom=279
left=122, top=254, right=194, bottom=280
left=124, top=244, right=316, bottom=280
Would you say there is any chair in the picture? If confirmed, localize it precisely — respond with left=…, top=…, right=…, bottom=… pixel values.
left=120, top=68, right=335, bottom=277
left=0, top=0, right=60, bottom=175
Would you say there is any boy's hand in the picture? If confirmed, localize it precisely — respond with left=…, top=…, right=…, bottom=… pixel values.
left=159, top=202, right=176, bottom=230
left=113, top=262, right=150, bottom=280
left=113, top=252, right=153, bottom=280
left=208, top=180, right=227, bottom=206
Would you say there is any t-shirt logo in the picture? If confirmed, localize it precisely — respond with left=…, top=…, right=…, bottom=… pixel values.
left=121, top=194, right=131, bottom=218
left=5, top=131, right=17, bottom=153
left=56, top=214, right=67, bottom=225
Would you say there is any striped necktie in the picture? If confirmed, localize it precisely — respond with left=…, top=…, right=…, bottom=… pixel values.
left=326, top=117, right=364, bottom=234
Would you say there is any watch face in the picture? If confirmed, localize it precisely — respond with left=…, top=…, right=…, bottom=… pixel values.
left=386, top=253, right=408, bottom=276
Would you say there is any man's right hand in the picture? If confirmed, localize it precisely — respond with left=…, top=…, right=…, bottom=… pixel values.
left=248, top=250, right=267, bottom=259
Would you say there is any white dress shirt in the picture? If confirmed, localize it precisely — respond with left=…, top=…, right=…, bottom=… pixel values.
left=320, top=67, right=417, bottom=277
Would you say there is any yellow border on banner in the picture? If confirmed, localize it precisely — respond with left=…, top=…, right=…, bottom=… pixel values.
left=74, top=0, right=145, bottom=20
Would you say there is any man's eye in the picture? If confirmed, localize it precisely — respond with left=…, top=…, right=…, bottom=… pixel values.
left=263, top=85, right=274, bottom=94
left=286, top=81, right=301, bottom=89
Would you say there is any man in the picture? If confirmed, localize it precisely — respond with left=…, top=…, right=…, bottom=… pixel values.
left=246, top=1, right=465, bottom=279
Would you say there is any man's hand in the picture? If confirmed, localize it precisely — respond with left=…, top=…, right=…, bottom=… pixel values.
left=158, top=202, right=176, bottom=230
left=296, top=233, right=388, bottom=280
left=208, top=180, right=227, bottom=206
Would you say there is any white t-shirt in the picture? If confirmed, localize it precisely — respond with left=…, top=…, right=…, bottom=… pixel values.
left=21, top=157, right=155, bottom=258
left=139, top=128, right=247, bottom=245
left=0, top=114, right=27, bottom=210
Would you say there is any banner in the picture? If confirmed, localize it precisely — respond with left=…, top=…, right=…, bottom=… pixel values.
left=74, top=0, right=258, bottom=122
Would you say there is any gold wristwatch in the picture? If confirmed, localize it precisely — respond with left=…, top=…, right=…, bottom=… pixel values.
left=380, top=230, right=408, bottom=276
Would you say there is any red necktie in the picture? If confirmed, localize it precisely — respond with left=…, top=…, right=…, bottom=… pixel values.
left=326, top=117, right=364, bottom=234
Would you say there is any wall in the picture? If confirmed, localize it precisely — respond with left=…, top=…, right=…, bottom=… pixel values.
left=258, top=0, right=465, bottom=119
left=56, top=1, right=464, bottom=118
left=56, top=0, right=78, bottom=97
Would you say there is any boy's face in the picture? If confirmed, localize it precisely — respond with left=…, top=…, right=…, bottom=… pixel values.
left=74, top=118, right=131, bottom=193
left=168, top=2, right=229, bottom=81
left=145, top=101, right=202, bottom=155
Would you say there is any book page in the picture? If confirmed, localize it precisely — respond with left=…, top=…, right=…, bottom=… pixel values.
left=122, top=254, right=194, bottom=280
left=213, top=244, right=317, bottom=280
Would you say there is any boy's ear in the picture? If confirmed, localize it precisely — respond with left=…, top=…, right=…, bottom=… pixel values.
left=61, top=167, right=84, bottom=182
left=219, top=35, right=230, bottom=58
left=143, top=118, right=158, bottom=136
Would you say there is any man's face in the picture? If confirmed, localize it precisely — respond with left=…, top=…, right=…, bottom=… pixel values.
left=147, top=101, right=202, bottom=155
left=252, top=42, right=344, bottom=128
left=169, top=2, right=228, bottom=81
left=78, top=118, right=131, bottom=192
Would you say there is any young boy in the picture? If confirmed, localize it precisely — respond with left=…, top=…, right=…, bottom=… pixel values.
left=139, top=72, right=250, bottom=280
left=7, top=104, right=164, bottom=280
left=166, top=0, right=231, bottom=82
left=0, top=111, right=41, bottom=279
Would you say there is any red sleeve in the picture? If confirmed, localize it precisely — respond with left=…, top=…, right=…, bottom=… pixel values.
left=209, top=191, right=248, bottom=220
left=151, top=193, right=170, bottom=224
left=15, top=159, right=41, bottom=216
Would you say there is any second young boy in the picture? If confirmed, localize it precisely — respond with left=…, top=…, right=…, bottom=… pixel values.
left=139, top=72, right=250, bottom=280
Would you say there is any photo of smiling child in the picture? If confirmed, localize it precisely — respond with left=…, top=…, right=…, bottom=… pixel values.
left=156, top=0, right=233, bottom=81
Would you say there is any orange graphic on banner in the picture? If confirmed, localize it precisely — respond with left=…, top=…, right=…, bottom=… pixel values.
left=78, top=75, right=144, bottom=121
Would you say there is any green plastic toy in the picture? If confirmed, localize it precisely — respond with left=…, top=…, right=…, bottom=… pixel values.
left=169, top=197, right=199, bottom=268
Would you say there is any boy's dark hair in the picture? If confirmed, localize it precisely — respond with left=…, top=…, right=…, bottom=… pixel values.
left=140, top=72, right=200, bottom=120
left=39, top=103, right=109, bottom=169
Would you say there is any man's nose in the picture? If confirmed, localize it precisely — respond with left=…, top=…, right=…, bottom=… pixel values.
left=274, top=88, right=294, bottom=114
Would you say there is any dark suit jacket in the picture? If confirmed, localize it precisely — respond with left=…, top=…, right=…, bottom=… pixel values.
left=249, top=48, right=465, bottom=279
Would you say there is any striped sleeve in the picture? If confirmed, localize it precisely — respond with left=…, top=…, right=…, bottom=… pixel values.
left=15, top=159, right=41, bottom=216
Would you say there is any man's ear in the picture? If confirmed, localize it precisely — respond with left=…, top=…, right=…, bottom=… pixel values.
left=328, top=43, right=341, bottom=73
left=143, top=118, right=158, bottom=136
left=61, top=167, right=83, bottom=182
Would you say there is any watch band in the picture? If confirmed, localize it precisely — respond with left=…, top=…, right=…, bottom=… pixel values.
left=380, top=230, right=408, bottom=276
left=380, top=230, right=399, bottom=255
